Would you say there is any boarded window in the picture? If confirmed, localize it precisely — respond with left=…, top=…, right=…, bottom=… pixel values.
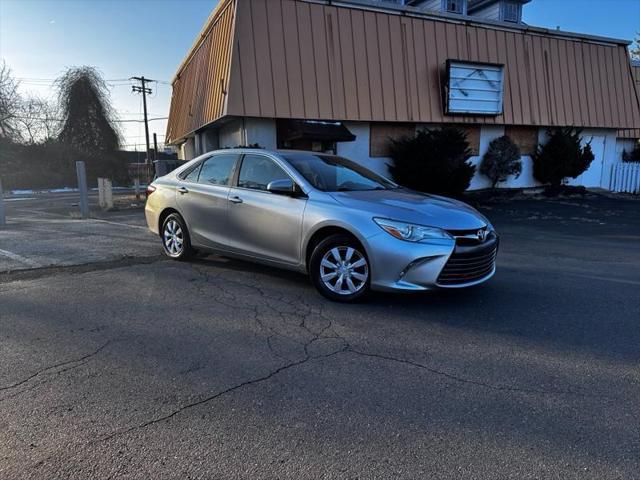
left=505, top=126, right=538, bottom=155
left=446, top=61, right=505, bottom=115
left=457, top=125, right=481, bottom=156
left=370, top=123, right=416, bottom=157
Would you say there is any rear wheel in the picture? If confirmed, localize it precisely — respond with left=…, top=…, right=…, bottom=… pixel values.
left=161, top=213, right=193, bottom=260
left=309, top=234, right=370, bottom=302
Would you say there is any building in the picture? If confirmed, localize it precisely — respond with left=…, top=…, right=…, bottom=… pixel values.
left=165, top=0, right=640, bottom=190
left=617, top=60, right=640, bottom=157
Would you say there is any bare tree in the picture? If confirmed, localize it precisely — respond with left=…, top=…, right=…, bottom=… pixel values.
left=16, top=96, right=61, bottom=144
left=631, top=32, right=640, bottom=60
left=56, top=66, right=129, bottom=184
left=56, top=66, right=120, bottom=153
left=0, top=60, right=22, bottom=141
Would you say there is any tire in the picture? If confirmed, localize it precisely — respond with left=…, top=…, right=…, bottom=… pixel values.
left=161, top=213, right=193, bottom=260
left=309, top=234, right=371, bottom=302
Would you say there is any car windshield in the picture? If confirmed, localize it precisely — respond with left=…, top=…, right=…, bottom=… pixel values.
left=281, top=153, right=396, bottom=192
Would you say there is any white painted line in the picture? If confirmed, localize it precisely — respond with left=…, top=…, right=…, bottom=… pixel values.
left=569, top=273, right=640, bottom=286
left=89, top=219, right=149, bottom=230
left=5, top=197, right=37, bottom=202
left=0, top=248, right=42, bottom=267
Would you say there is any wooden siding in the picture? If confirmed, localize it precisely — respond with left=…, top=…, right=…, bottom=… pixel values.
left=165, top=0, right=235, bottom=144
left=225, top=0, right=640, bottom=129
left=167, top=0, right=640, bottom=144
left=617, top=64, right=640, bottom=139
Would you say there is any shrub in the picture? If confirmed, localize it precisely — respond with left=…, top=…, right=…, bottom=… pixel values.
left=532, top=127, right=594, bottom=187
left=388, top=127, right=476, bottom=197
left=0, top=138, right=130, bottom=190
left=622, top=141, right=640, bottom=163
left=480, top=135, right=522, bottom=188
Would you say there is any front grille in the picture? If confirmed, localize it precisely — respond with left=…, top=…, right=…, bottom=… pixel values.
left=447, top=227, right=488, bottom=246
left=437, top=244, right=497, bottom=286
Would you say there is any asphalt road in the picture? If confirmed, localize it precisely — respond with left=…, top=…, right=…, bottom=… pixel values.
left=1, top=193, right=639, bottom=479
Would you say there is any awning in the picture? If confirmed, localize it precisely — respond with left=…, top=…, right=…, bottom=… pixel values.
left=279, top=120, right=356, bottom=143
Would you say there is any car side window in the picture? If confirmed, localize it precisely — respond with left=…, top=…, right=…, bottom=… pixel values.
left=182, top=163, right=202, bottom=182
left=197, top=154, right=237, bottom=186
left=238, top=155, right=288, bottom=191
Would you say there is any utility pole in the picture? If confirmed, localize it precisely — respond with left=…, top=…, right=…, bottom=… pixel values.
left=130, top=76, right=153, bottom=165
left=153, top=133, right=158, bottom=161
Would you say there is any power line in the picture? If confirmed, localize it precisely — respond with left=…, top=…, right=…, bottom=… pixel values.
left=117, top=117, right=168, bottom=123
left=11, top=115, right=168, bottom=123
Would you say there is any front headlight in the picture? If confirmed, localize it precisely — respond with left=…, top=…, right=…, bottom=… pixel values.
left=373, top=218, right=453, bottom=242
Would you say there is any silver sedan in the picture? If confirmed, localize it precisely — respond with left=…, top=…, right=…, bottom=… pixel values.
left=145, top=149, right=498, bottom=302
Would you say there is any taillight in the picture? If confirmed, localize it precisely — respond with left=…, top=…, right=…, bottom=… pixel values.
left=146, top=185, right=156, bottom=197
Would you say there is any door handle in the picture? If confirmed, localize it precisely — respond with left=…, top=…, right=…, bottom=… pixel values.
left=229, top=195, right=243, bottom=204
left=177, top=187, right=188, bottom=194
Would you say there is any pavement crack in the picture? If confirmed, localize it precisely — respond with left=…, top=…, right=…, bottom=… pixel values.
left=0, top=341, right=113, bottom=393
left=345, top=348, right=615, bottom=400
left=95, top=348, right=346, bottom=444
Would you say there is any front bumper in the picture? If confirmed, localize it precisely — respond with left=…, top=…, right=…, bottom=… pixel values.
left=365, top=231, right=498, bottom=292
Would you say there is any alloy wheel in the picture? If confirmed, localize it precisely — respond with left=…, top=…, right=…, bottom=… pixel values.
left=163, top=219, right=184, bottom=256
left=319, top=246, right=369, bottom=295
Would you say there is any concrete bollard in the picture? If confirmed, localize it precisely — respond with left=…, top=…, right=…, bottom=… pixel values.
left=0, top=178, right=6, bottom=227
left=76, top=161, right=89, bottom=219
left=98, top=178, right=114, bottom=210
left=98, top=178, right=105, bottom=208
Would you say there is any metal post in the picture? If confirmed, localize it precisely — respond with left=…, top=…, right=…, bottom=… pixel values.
left=134, top=177, right=141, bottom=201
left=153, top=133, right=158, bottom=161
left=0, top=178, right=6, bottom=227
left=76, top=161, right=89, bottom=219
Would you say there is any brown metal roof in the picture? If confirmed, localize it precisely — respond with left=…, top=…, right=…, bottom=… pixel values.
left=617, top=63, right=640, bottom=139
left=165, top=0, right=236, bottom=145
left=166, top=0, right=640, bottom=144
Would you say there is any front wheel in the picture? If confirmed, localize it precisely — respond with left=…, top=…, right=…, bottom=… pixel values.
left=309, top=234, right=370, bottom=302
left=161, top=213, right=193, bottom=260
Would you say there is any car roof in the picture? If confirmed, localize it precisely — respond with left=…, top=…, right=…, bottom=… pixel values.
left=207, top=148, right=333, bottom=156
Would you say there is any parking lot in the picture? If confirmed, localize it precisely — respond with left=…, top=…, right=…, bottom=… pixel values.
left=1, top=191, right=639, bottom=479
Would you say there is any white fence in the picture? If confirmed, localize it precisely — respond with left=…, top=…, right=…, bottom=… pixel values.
left=609, top=162, right=640, bottom=194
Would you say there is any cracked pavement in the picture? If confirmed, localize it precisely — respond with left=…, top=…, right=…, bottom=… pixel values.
left=1, top=195, right=639, bottom=479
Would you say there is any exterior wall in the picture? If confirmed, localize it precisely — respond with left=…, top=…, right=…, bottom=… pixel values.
left=469, top=2, right=501, bottom=21
left=218, top=117, right=278, bottom=149
left=336, top=121, right=621, bottom=190
left=244, top=118, right=278, bottom=149
left=617, top=63, right=640, bottom=139
left=219, top=119, right=245, bottom=148
left=416, top=0, right=442, bottom=12
left=179, top=115, right=623, bottom=191
left=180, top=137, right=195, bottom=161
left=337, top=122, right=393, bottom=177
left=616, top=138, right=637, bottom=159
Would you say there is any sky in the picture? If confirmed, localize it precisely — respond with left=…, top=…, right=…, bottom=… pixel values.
left=0, top=0, right=638, bottom=151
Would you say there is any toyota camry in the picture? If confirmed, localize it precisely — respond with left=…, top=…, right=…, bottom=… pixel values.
left=145, top=149, right=498, bottom=302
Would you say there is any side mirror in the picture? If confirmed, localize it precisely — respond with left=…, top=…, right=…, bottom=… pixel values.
left=267, top=178, right=295, bottom=195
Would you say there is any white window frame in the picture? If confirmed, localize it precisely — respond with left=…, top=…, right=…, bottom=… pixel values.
left=501, top=1, right=521, bottom=23
left=445, top=60, right=505, bottom=116
left=442, top=0, right=467, bottom=15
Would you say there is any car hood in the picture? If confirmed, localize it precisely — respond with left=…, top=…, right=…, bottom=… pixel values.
left=328, top=188, right=488, bottom=231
